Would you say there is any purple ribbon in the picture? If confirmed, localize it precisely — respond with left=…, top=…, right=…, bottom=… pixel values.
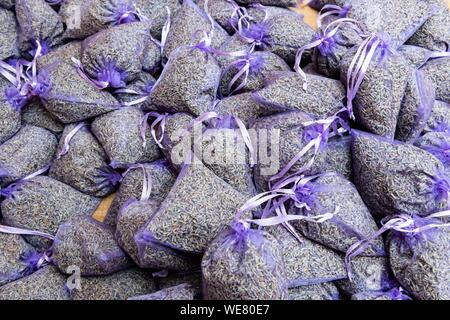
left=56, top=122, right=87, bottom=159
left=160, top=6, right=172, bottom=58
left=345, top=211, right=450, bottom=281
left=317, top=3, right=351, bottom=28
left=140, top=112, right=167, bottom=149
left=123, top=164, right=152, bottom=202
left=0, top=224, right=55, bottom=240
left=0, top=164, right=51, bottom=200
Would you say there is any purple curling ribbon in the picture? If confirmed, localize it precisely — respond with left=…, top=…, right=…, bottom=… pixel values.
left=56, top=122, right=87, bottom=159
left=160, top=6, right=172, bottom=58
left=123, top=164, right=153, bottom=202
left=345, top=211, right=450, bottom=281
left=114, top=77, right=154, bottom=107
left=20, top=249, right=53, bottom=276
left=140, top=112, right=167, bottom=149
left=0, top=224, right=55, bottom=240
left=317, top=3, right=351, bottom=28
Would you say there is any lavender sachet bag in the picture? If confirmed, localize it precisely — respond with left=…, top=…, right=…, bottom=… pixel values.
left=395, top=68, right=435, bottom=142
left=289, top=283, right=341, bottom=301
left=1, top=176, right=101, bottom=250
left=0, top=100, right=21, bottom=145
left=420, top=56, right=450, bottom=104
left=106, top=159, right=176, bottom=227
left=70, top=268, right=157, bottom=300
left=324, top=135, right=353, bottom=180
left=424, top=100, right=450, bottom=134
left=21, top=99, right=64, bottom=134
left=135, top=0, right=180, bottom=39
left=398, top=45, right=434, bottom=68
left=113, top=72, right=156, bottom=108
left=128, top=283, right=197, bottom=300
left=0, top=125, right=57, bottom=186
left=91, top=107, right=161, bottom=168
left=196, top=0, right=236, bottom=34
left=202, top=221, right=289, bottom=300
left=162, top=0, right=229, bottom=60
left=50, top=123, right=120, bottom=197
left=51, top=216, right=132, bottom=276
left=15, top=0, right=64, bottom=56
left=0, top=7, right=19, bottom=61
left=351, top=130, right=450, bottom=219
left=0, top=265, right=70, bottom=300
left=414, top=132, right=450, bottom=175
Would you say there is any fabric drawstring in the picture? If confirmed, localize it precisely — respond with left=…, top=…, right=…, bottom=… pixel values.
left=140, top=112, right=167, bottom=149
left=345, top=211, right=450, bottom=281
left=56, top=122, right=87, bottom=159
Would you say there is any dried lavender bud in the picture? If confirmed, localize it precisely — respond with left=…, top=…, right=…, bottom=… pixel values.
left=21, top=99, right=64, bottom=134
left=202, top=222, right=289, bottom=300
left=52, top=216, right=132, bottom=276
left=37, top=41, right=82, bottom=69
left=336, top=255, right=397, bottom=296
left=345, top=0, right=436, bottom=48
left=420, top=57, right=450, bottom=104
left=41, top=61, right=120, bottom=123
left=136, top=0, right=180, bottom=39
left=114, top=72, right=155, bottom=108
left=162, top=0, right=229, bottom=60
left=424, top=100, right=450, bottom=134
left=324, top=135, right=352, bottom=180
left=352, top=130, right=449, bottom=219
left=291, top=174, right=383, bottom=255
left=387, top=222, right=450, bottom=300
left=414, top=132, right=450, bottom=175
left=196, top=127, right=256, bottom=195
left=148, top=46, right=221, bottom=117
left=138, top=159, right=250, bottom=256
left=81, top=22, right=151, bottom=84
left=395, top=68, right=435, bottom=142
left=1, top=176, right=101, bottom=250
left=254, top=72, right=346, bottom=118
left=236, top=0, right=297, bottom=7
left=128, top=283, right=197, bottom=300
left=0, top=233, right=35, bottom=286
left=289, top=282, right=341, bottom=300
left=219, top=51, right=291, bottom=97
left=212, top=92, right=287, bottom=126
left=340, top=48, right=410, bottom=138
left=0, top=7, right=19, bottom=61
left=91, top=107, right=161, bottom=167
left=398, top=45, right=433, bottom=68
left=406, top=0, right=450, bottom=52
left=266, top=225, right=347, bottom=287
left=197, top=0, right=236, bottom=34
left=15, top=0, right=64, bottom=56
left=70, top=268, right=157, bottom=300
left=105, top=159, right=176, bottom=227
left=115, top=199, right=160, bottom=265
left=0, top=101, right=21, bottom=145
left=50, top=124, right=117, bottom=197
left=251, top=111, right=327, bottom=192
left=0, top=265, right=70, bottom=300
left=264, top=11, right=315, bottom=66
left=0, top=125, right=57, bottom=186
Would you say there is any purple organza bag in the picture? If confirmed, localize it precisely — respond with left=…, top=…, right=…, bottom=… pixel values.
left=0, top=125, right=57, bottom=186
left=0, top=233, right=36, bottom=286
left=414, top=132, right=450, bottom=175
left=202, top=221, right=289, bottom=300
left=49, top=123, right=120, bottom=197
left=106, top=159, right=176, bottom=227
left=340, top=38, right=410, bottom=138
left=266, top=225, right=347, bottom=288
left=254, top=71, right=346, bottom=118
left=420, top=56, right=450, bottom=104
left=51, top=216, right=132, bottom=276
left=70, top=268, right=157, bottom=300
left=80, top=22, right=151, bottom=87
left=251, top=111, right=328, bottom=192
left=0, top=100, right=21, bottom=145
left=1, top=176, right=101, bottom=250
left=21, top=99, right=64, bottom=134
left=91, top=107, right=161, bottom=168
left=290, top=174, right=384, bottom=255
left=398, top=45, right=434, bottom=68
left=135, top=0, right=180, bottom=39
left=351, top=130, right=450, bottom=219
left=406, top=0, right=450, bottom=52
left=113, top=72, right=156, bottom=108
left=424, top=100, right=450, bottom=134
left=162, top=0, right=229, bottom=60
left=37, top=41, right=82, bottom=68
left=219, top=51, right=291, bottom=97
left=0, top=265, right=70, bottom=300
left=395, top=68, right=435, bottom=142
left=289, top=282, right=341, bottom=300
left=147, top=45, right=221, bottom=117
left=0, top=7, right=19, bottom=61
left=324, top=135, right=352, bottom=180
left=135, top=159, right=250, bottom=269
left=15, top=0, right=64, bottom=56
left=128, top=283, right=197, bottom=300
left=196, top=0, right=236, bottom=34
